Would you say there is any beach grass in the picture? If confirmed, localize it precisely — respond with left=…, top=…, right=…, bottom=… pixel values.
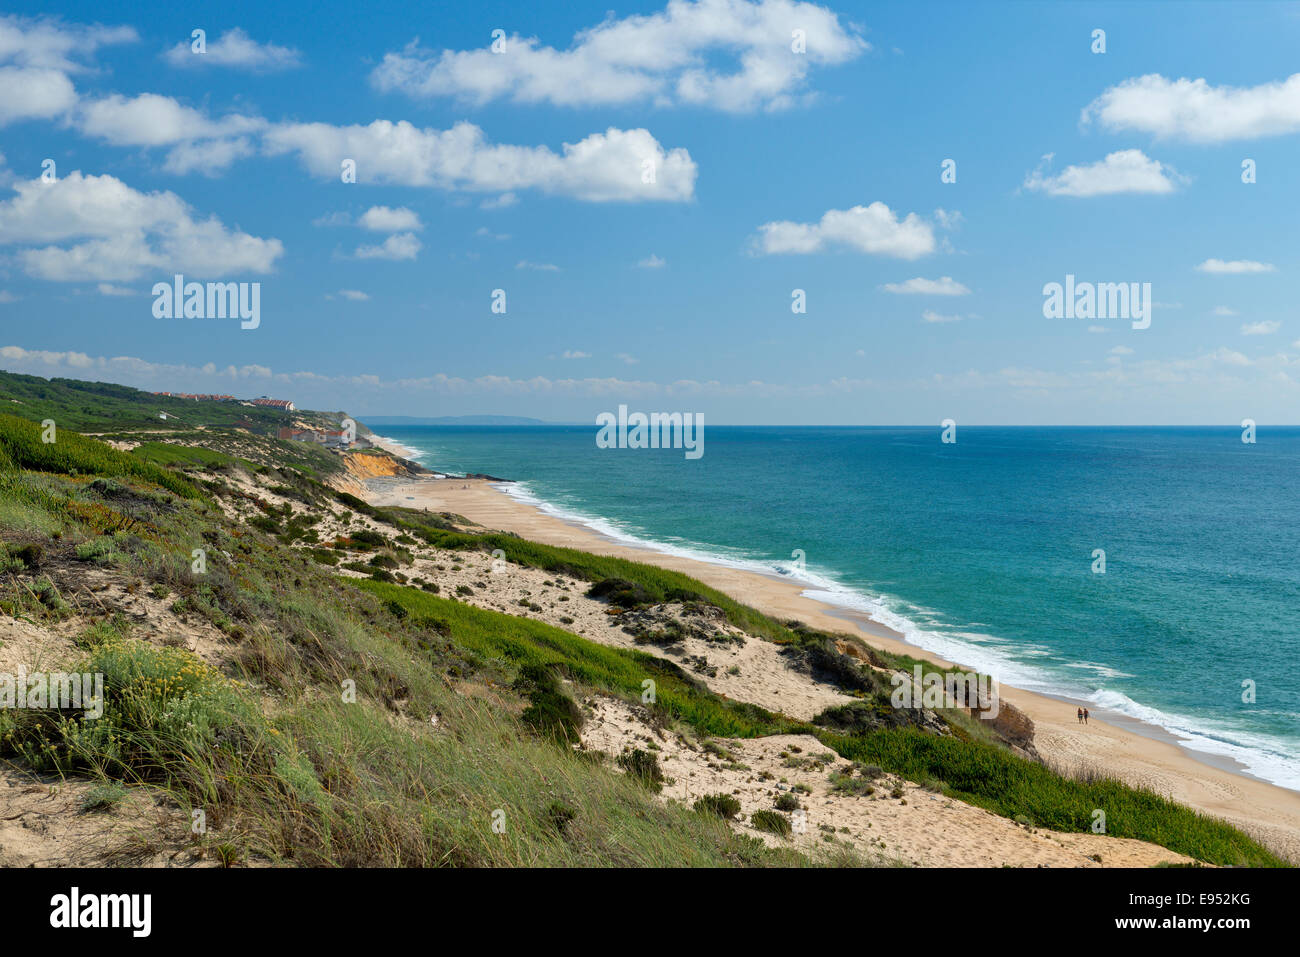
left=0, top=408, right=1288, bottom=868
left=362, top=579, right=1286, bottom=867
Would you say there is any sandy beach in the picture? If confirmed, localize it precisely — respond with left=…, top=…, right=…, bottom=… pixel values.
left=363, top=458, right=1300, bottom=863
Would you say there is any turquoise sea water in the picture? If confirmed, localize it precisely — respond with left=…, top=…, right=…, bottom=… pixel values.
left=376, top=424, right=1300, bottom=791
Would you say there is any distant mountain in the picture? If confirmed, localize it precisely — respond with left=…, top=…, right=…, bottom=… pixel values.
left=362, top=415, right=550, bottom=426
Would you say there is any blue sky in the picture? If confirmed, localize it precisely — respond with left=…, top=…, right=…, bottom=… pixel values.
left=0, top=0, right=1298, bottom=423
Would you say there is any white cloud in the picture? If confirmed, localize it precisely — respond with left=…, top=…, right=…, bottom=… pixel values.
left=9, top=342, right=1295, bottom=422
left=1023, top=150, right=1181, bottom=197
left=1086, top=326, right=1107, bottom=333
left=475, top=227, right=510, bottom=241
left=921, top=310, right=964, bottom=324
left=1212, top=306, right=1238, bottom=316
left=1110, top=345, right=1134, bottom=355
left=753, top=202, right=940, bottom=258
left=481, top=192, right=518, bottom=209
left=0, top=170, right=284, bottom=280
left=163, top=27, right=301, bottom=72
left=561, top=350, right=590, bottom=359
left=0, top=16, right=137, bottom=72
left=336, top=289, right=369, bottom=301
left=0, top=16, right=136, bottom=126
left=1083, top=73, right=1300, bottom=143
left=1241, top=320, right=1281, bottom=336
left=882, top=275, right=969, bottom=295
left=637, top=254, right=666, bottom=268
left=0, top=66, right=77, bottom=125
left=616, top=353, right=639, bottom=365
left=358, top=205, right=423, bottom=232
left=355, top=232, right=421, bottom=261
left=95, top=282, right=136, bottom=296
left=369, top=0, right=867, bottom=113
left=516, top=260, right=559, bottom=271
left=75, top=93, right=265, bottom=174
left=1197, top=259, right=1276, bottom=275
left=264, top=120, right=696, bottom=202
left=0, top=290, right=20, bottom=303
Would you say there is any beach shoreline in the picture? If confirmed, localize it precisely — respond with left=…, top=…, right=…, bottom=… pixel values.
left=361, top=451, right=1300, bottom=862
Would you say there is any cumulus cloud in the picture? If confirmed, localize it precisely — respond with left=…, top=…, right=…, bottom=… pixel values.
left=75, top=93, right=265, bottom=174
left=355, top=232, right=421, bottom=261
left=0, top=170, right=284, bottom=280
left=0, top=15, right=136, bottom=126
left=369, top=0, right=866, bottom=112
left=1083, top=73, right=1300, bottom=143
left=163, top=27, right=301, bottom=72
left=637, top=254, right=666, bottom=268
left=753, top=202, right=941, bottom=258
left=358, top=205, right=423, bottom=232
left=263, top=120, right=696, bottom=202
left=1023, top=150, right=1182, bottom=197
left=1197, top=259, right=1276, bottom=275
left=882, top=276, right=969, bottom=295
left=0, top=66, right=77, bottom=125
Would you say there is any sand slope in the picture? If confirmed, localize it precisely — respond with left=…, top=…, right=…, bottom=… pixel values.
left=364, top=471, right=1300, bottom=863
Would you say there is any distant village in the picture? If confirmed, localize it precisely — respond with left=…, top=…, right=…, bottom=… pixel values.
left=151, top=392, right=374, bottom=450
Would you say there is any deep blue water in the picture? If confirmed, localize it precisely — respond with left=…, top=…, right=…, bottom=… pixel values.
left=377, top=424, right=1300, bottom=790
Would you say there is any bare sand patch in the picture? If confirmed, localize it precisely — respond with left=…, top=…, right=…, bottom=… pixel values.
left=364, top=473, right=1300, bottom=863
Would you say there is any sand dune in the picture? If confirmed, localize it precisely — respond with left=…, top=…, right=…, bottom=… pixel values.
left=363, top=469, right=1300, bottom=863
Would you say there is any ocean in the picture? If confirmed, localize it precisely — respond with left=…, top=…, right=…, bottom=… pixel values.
left=374, top=424, right=1300, bottom=791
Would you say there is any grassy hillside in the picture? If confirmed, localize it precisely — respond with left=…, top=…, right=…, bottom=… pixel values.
left=0, top=370, right=362, bottom=478
left=0, top=401, right=1287, bottom=867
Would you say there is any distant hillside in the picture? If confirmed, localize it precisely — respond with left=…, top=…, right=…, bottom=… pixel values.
left=364, top=415, right=549, bottom=426
left=0, top=368, right=358, bottom=477
left=0, top=369, right=342, bottom=433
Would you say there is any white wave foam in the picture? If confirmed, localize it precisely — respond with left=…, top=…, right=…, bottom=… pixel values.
left=372, top=435, right=426, bottom=462
left=496, top=480, right=1300, bottom=793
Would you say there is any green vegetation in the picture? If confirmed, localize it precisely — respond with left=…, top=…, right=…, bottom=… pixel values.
left=616, top=748, right=665, bottom=792
left=131, top=442, right=239, bottom=472
left=0, top=413, right=198, bottom=499
left=0, top=370, right=293, bottom=433
left=694, top=793, right=742, bottom=819
left=750, top=809, right=792, bottom=837
left=358, top=580, right=791, bottom=740
left=0, top=398, right=1288, bottom=868
left=826, top=728, right=1279, bottom=867
left=0, top=423, right=808, bottom=866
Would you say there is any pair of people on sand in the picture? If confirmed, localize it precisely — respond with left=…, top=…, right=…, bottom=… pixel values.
left=1076, top=707, right=1090, bottom=725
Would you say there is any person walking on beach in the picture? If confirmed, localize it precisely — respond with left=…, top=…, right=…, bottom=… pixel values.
left=1077, top=707, right=1084, bottom=724
left=1083, top=708, right=1090, bottom=725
